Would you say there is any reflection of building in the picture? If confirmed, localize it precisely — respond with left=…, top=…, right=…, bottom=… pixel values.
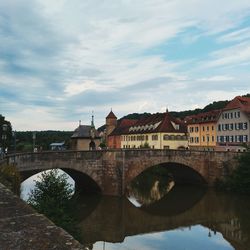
left=186, top=110, right=221, bottom=151
left=71, top=114, right=101, bottom=150
left=216, top=96, right=250, bottom=151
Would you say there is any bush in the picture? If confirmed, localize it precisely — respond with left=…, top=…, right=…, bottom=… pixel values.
left=218, top=152, right=250, bottom=194
left=0, top=164, right=21, bottom=195
left=27, top=169, right=81, bottom=240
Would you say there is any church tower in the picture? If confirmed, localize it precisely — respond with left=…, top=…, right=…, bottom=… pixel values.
left=106, top=110, right=117, bottom=137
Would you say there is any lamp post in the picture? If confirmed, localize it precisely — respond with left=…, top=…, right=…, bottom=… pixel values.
left=13, top=131, right=16, bottom=153
left=2, top=124, right=8, bottom=154
left=32, top=131, right=36, bottom=152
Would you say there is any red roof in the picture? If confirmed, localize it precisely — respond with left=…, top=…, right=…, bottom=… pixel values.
left=106, top=110, right=117, bottom=119
left=110, top=112, right=187, bottom=135
left=186, top=109, right=221, bottom=125
left=224, top=96, right=250, bottom=113
left=109, top=119, right=138, bottom=136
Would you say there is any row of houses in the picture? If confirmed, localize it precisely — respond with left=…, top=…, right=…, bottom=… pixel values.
left=106, top=96, right=250, bottom=152
left=68, top=95, right=250, bottom=152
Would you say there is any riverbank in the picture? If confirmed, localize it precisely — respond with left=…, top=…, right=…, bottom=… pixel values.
left=0, top=182, right=83, bottom=250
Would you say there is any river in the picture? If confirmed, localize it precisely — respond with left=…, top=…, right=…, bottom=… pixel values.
left=21, top=171, right=250, bottom=250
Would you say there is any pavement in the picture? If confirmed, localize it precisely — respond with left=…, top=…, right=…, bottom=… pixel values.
left=0, top=183, right=84, bottom=250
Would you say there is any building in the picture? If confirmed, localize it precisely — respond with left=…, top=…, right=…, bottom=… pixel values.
left=106, top=110, right=117, bottom=137
left=71, top=114, right=101, bottom=150
left=108, top=118, right=137, bottom=149
left=187, top=110, right=221, bottom=150
left=120, top=111, right=188, bottom=149
left=216, top=96, right=250, bottom=151
left=50, top=142, right=65, bottom=151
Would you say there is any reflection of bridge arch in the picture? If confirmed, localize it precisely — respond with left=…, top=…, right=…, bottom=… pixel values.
left=3, top=149, right=240, bottom=196
left=78, top=190, right=249, bottom=249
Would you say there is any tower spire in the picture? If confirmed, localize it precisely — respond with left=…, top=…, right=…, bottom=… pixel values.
left=91, top=111, right=94, bottom=127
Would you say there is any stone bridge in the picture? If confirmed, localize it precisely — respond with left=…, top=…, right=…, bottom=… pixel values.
left=3, top=149, right=240, bottom=196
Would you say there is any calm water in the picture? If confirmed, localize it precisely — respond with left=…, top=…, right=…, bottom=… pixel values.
left=21, top=173, right=250, bottom=250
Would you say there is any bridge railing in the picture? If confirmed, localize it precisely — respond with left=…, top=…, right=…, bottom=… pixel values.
left=5, top=148, right=243, bottom=164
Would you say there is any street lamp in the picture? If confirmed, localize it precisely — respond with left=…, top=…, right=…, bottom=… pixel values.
left=2, top=124, right=8, bottom=154
left=32, top=131, right=36, bottom=152
left=12, top=130, right=16, bottom=154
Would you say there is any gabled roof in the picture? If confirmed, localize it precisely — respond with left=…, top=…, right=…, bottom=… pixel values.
left=106, top=110, right=117, bottom=119
left=223, top=96, right=250, bottom=119
left=110, top=112, right=187, bottom=135
left=186, top=109, right=221, bottom=125
left=224, top=95, right=250, bottom=110
left=71, top=125, right=100, bottom=139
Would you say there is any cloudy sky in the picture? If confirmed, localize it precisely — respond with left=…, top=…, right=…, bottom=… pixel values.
left=1, top=0, right=250, bottom=130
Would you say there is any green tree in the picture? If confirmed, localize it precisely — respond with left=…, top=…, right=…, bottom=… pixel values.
left=0, top=164, right=21, bottom=195
left=27, top=170, right=81, bottom=240
left=218, top=152, right=250, bottom=194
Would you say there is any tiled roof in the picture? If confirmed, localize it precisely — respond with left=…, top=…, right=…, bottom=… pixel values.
left=110, top=112, right=187, bottom=135
left=71, top=125, right=100, bottom=139
left=106, top=110, right=117, bottom=119
left=224, top=96, right=250, bottom=117
left=186, top=109, right=221, bottom=124
left=109, top=119, right=138, bottom=136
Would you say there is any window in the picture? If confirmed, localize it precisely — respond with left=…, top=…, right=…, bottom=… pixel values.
left=218, top=124, right=221, bottom=131
left=212, top=126, right=214, bottom=131
left=230, top=123, right=233, bottom=130
left=163, top=134, right=170, bottom=140
left=207, top=126, right=209, bottom=131
left=146, top=135, right=148, bottom=141
left=202, top=126, right=205, bottom=131
left=202, top=136, right=205, bottom=142
left=243, top=122, right=248, bottom=130
left=212, top=136, right=214, bottom=142
left=195, top=126, right=199, bottom=132
left=243, top=135, right=248, bottom=142
left=152, top=135, right=158, bottom=141
left=207, top=136, right=209, bottom=142
left=237, top=111, right=240, bottom=118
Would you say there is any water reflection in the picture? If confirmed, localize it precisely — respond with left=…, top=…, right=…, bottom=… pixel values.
left=77, top=189, right=250, bottom=250
left=126, top=167, right=175, bottom=207
left=21, top=171, right=250, bottom=250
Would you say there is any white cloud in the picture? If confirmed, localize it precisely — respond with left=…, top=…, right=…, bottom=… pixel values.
left=1, top=0, right=250, bottom=130
left=217, top=27, right=250, bottom=43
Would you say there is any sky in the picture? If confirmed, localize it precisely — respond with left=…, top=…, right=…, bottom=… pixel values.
left=1, top=0, right=250, bottom=131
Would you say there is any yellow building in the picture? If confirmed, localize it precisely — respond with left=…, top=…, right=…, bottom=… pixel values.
left=187, top=110, right=221, bottom=150
left=120, top=111, right=188, bottom=150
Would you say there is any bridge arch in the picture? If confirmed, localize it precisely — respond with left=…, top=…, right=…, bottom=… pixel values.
left=124, top=157, right=208, bottom=189
left=20, top=168, right=102, bottom=194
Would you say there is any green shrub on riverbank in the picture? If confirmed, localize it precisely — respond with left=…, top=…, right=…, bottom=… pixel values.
left=217, top=152, right=250, bottom=194
left=0, top=164, right=21, bottom=195
left=27, top=169, right=81, bottom=241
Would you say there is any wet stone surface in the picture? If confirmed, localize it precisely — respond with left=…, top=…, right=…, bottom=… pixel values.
left=0, top=183, right=83, bottom=250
